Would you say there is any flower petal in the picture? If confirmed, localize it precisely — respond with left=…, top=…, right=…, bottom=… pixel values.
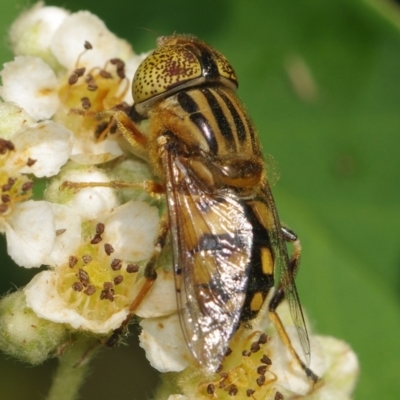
left=70, top=136, right=123, bottom=165
left=267, top=326, right=324, bottom=396
left=9, top=2, right=69, bottom=64
left=102, top=201, right=159, bottom=262
left=43, top=203, right=82, bottom=267
left=306, top=336, right=359, bottom=400
left=10, top=121, right=73, bottom=177
left=135, top=270, right=177, bottom=318
left=140, top=312, right=191, bottom=373
left=51, top=11, right=133, bottom=71
left=2, top=200, right=55, bottom=268
left=24, top=270, right=129, bottom=333
left=0, top=56, right=60, bottom=120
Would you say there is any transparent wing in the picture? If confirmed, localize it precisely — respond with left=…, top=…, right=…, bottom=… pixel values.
left=260, top=180, right=311, bottom=364
left=162, top=145, right=253, bottom=372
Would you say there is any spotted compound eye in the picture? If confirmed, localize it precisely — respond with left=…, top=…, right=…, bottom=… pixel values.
left=209, top=48, right=238, bottom=85
left=132, top=44, right=203, bottom=103
left=132, top=36, right=238, bottom=105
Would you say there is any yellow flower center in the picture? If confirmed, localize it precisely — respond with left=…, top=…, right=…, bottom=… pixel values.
left=0, top=156, right=33, bottom=216
left=57, top=223, right=141, bottom=323
left=179, top=330, right=280, bottom=399
left=55, top=59, right=130, bottom=144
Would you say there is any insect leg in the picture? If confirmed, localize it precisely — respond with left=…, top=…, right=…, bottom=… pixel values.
left=268, top=227, right=319, bottom=383
left=94, top=107, right=148, bottom=159
left=281, top=226, right=301, bottom=277
left=112, top=110, right=149, bottom=156
left=106, top=212, right=169, bottom=346
left=62, top=105, right=164, bottom=193
left=268, top=306, right=318, bottom=382
left=269, top=226, right=301, bottom=309
left=61, top=179, right=164, bottom=196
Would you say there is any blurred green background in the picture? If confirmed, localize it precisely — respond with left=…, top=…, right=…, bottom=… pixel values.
left=1, top=0, right=400, bottom=399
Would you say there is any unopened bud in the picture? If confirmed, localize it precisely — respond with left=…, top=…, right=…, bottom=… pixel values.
left=0, top=290, right=69, bottom=364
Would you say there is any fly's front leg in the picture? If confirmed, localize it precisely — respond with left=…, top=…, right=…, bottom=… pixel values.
left=61, top=107, right=161, bottom=194
left=268, top=226, right=319, bottom=383
left=112, top=110, right=149, bottom=160
left=106, top=212, right=169, bottom=346
left=95, top=107, right=149, bottom=160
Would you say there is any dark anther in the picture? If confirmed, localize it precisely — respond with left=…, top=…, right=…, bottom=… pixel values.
left=206, top=383, right=215, bottom=395
left=75, top=67, right=86, bottom=77
left=82, top=254, right=92, bottom=264
left=1, top=194, right=10, bottom=203
left=83, top=284, right=96, bottom=295
left=111, top=259, right=122, bottom=270
left=228, top=385, right=238, bottom=396
left=256, top=375, right=265, bottom=386
left=104, top=243, right=114, bottom=255
left=26, top=158, right=37, bottom=166
left=96, top=223, right=105, bottom=234
left=81, top=97, right=91, bottom=110
left=69, top=256, right=78, bottom=268
left=260, top=354, right=272, bottom=365
left=258, top=333, right=267, bottom=344
left=78, top=268, right=90, bottom=285
left=126, top=263, right=139, bottom=273
left=100, top=70, right=112, bottom=79
left=257, top=365, right=267, bottom=375
left=246, top=389, right=255, bottom=397
left=90, top=233, right=102, bottom=244
left=22, top=181, right=33, bottom=191
left=68, top=73, right=79, bottom=85
left=72, top=282, right=83, bottom=291
left=275, top=392, right=284, bottom=400
left=250, top=341, right=260, bottom=353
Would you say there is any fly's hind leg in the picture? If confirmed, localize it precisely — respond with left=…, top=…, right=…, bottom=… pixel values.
left=269, top=226, right=301, bottom=311
left=106, top=212, right=169, bottom=346
left=268, top=226, right=319, bottom=383
left=281, top=226, right=301, bottom=275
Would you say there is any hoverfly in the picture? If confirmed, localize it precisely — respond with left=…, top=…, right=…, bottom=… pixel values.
left=108, top=35, right=317, bottom=381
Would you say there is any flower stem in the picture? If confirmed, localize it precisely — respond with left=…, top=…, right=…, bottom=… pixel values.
left=45, top=336, right=100, bottom=400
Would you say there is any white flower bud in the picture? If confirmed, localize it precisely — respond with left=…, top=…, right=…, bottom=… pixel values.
left=0, top=102, right=34, bottom=139
left=0, top=290, right=69, bottom=364
left=9, top=1, right=69, bottom=69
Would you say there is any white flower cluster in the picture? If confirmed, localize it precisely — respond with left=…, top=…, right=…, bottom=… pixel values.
left=153, top=301, right=359, bottom=400
left=0, top=3, right=359, bottom=399
left=0, top=2, right=159, bottom=335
